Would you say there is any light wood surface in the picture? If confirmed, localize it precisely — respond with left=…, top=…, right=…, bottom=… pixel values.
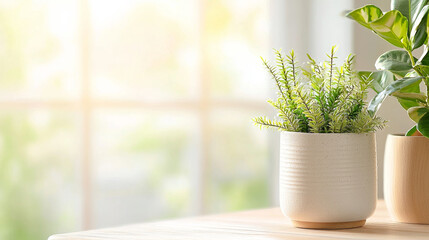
left=384, top=135, right=429, bottom=224
left=49, top=201, right=429, bottom=240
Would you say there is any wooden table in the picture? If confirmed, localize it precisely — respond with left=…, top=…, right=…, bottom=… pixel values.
left=49, top=201, right=429, bottom=239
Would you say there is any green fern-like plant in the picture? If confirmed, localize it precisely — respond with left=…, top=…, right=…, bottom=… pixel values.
left=253, top=47, right=386, bottom=133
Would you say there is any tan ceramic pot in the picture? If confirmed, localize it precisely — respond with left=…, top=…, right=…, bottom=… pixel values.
left=384, top=134, right=429, bottom=224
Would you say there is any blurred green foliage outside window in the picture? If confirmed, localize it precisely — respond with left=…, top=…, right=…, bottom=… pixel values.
left=0, top=0, right=270, bottom=239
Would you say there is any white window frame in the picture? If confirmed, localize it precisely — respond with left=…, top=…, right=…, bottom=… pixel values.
left=76, top=0, right=270, bottom=229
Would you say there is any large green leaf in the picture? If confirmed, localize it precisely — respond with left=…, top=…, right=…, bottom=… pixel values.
left=427, top=8, right=429, bottom=37
left=368, top=76, right=423, bottom=116
left=359, top=70, right=395, bottom=93
left=408, top=106, right=429, bottom=122
left=410, top=5, right=429, bottom=49
left=411, top=20, right=427, bottom=49
left=397, top=98, right=426, bottom=109
left=411, top=0, right=429, bottom=25
left=375, top=50, right=414, bottom=71
left=346, top=5, right=383, bottom=29
left=369, top=10, right=411, bottom=49
left=406, top=125, right=418, bottom=135
left=392, top=92, right=427, bottom=102
left=393, top=70, right=418, bottom=77
left=391, top=0, right=428, bottom=30
left=417, top=111, right=429, bottom=137
left=404, top=70, right=422, bottom=77
left=396, top=78, right=424, bottom=109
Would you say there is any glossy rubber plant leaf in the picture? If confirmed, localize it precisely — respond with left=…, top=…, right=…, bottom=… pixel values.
left=427, top=8, right=429, bottom=38
left=404, top=70, right=421, bottom=77
left=346, top=5, right=383, bottom=29
left=369, top=10, right=411, bottom=49
left=408, top=106, right=429, bottom=122
left=398, top=98, right=422, bottom=109
left=411, top=20, right=427, bottom=49
left=368, top=76, right=423, bottom=116
left=391, top=0, right=428, bottom=30
left=411, top=0, right=429, bottom=25
left=406, top=125, right=418, bottom=135
left=410, top=5, right=429, bottom=49
left=375, top=50, right=415, bottom=71
left=392, top=92, right=427, bottom=102
left=417, top=111, right=429, bottom=137
left=395, top=78, right=424, bottom=109
left=359, top=70, right=395, bottom=93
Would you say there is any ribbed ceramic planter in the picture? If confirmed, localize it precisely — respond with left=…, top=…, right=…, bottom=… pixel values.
left=384, top=134, right=429, bottom=224
left=279, top=132, right=377, bottom=229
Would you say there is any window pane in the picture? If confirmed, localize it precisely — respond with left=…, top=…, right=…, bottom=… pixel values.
left=205, top=0, right=269, bottom=100
left=0, top=0, right=80, bottom=100
left=0, top=110, right=80, bottom=240
left=92, top=110, right=199, bottom=228
left=208, top=109, right=270, bottom=212
left=90, top=0, right=199, bottom=100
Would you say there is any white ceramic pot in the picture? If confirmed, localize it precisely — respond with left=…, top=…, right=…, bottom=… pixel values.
left=279, top=132, right=377, bottom=229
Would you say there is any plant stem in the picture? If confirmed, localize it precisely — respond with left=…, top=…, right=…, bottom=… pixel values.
left=423, top=83, right=428, bottom=107
left=407, top=50, right=428, bottom=107
left=329, top=49, right=334, bottom=92
left=262, top=59, right=289, bottom=101
left=407, top=50, right=416, bottom=66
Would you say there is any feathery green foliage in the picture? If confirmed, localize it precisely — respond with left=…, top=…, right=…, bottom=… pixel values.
left=253, top=47, right=386, bottom=133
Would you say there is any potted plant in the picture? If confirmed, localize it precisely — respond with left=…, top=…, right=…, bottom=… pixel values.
left=347, top=0, right=429, bottom=224
left=254, top=47, right=385, bottom=229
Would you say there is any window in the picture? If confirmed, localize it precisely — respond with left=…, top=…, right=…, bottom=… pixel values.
left=0, top=0, right=271, bottom=239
